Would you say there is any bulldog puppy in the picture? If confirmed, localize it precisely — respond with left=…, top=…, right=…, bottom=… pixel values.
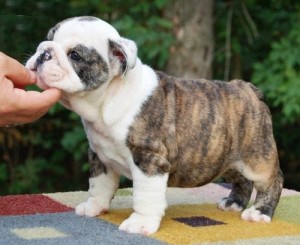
left=26, top=16, right=283, bottom=235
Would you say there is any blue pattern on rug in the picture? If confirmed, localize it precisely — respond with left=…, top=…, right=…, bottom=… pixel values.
left=0, top=212, right=166, bottom=245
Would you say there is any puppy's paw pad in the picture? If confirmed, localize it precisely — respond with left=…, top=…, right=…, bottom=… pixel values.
left=241, top=206, right=271, bottom=222
left=218, top=198, right=243, bottom=212
left=119, top=212, right=161, bottom=235
left=75, top=198, right=107, bottom=217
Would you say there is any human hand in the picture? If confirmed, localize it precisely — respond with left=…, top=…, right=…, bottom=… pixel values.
left=0, top=52, right=62, bottom=127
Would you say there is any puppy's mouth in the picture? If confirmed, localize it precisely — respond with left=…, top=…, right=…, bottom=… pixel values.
left=28, top=50, right=52, bottom=90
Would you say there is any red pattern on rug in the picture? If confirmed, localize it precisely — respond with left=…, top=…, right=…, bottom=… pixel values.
left=0, top=194, right=73, bottom=216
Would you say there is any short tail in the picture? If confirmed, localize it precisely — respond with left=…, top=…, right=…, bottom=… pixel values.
left=248, top=83, right=264, bottom=101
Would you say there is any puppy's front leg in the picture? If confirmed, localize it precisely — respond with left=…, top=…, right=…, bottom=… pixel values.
left=76, top=148, right=119, bottom=217
left=119, top=166, right=169, bottom=235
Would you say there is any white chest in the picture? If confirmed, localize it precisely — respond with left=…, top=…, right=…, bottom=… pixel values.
left=83, top=119, right=133, bottom=179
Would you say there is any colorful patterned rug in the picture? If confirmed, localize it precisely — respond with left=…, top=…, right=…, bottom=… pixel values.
left=1, top=183, right=300, bottom=244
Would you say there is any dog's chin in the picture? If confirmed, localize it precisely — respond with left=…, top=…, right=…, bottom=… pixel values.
left=35, top=75, right=72, bottom=109
left=36, top=76, right=51, bottom=90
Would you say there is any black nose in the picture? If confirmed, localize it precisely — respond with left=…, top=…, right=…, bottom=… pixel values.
left=36, top=50, right=52, bottom=66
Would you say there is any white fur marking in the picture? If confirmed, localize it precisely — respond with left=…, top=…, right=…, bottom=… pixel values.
left=119, top=165, right=168, bottom=234
left=75, top=170, right=119, bottom=217
left=233, top=160, right=268, bottom=182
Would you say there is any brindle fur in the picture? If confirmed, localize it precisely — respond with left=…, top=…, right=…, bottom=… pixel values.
left=222, top=169, right=253, bottom=209
left=88, top=148, right=107, bottom=177
left=68, top=44, right=109, bottom=90
left=126, top=71, right=283, bottom=218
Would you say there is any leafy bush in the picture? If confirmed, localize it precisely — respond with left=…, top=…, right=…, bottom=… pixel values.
left=252, top=16, right=300, bottom=190
left=253, top=24, right=300, bottom=123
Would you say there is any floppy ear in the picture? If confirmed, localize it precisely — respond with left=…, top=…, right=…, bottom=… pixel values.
left=108, top=37, right=137, bottom=77
left=47, top=23, right=61, bottom=41
left=47, top=27, right=56, bottom=41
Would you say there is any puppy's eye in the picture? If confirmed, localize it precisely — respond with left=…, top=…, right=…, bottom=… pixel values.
left=69, top=51, right=82, bottom=61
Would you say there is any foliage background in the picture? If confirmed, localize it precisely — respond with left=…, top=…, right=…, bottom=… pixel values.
left=0, top=0, right=299, bottom=194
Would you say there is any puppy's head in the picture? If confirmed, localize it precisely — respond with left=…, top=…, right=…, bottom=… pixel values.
left=26, top=16, right=137, bottom=93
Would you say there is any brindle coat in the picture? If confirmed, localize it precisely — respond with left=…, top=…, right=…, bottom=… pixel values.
left=124, top=71, right=283, bottom=218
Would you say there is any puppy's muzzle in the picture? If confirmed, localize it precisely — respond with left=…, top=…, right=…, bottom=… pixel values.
left=36, top=50, right=52, bottom=67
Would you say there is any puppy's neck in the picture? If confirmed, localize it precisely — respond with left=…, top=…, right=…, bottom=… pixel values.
left=101, top=59, right=157, bottom=126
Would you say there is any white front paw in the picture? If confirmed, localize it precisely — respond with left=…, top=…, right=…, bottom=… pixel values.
left=75, top=197, right=108, bottom=217
left=119, top=212, right=161, bottom=235
left=241, top=206, right=271, bottom=222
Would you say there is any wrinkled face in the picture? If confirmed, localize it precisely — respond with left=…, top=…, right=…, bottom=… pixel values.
left=26, top=16, right=137, bottom=93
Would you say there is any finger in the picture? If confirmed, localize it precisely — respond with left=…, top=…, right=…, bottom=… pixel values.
left=0, top=85, right=62, bottom=126
left=9, top=88, right=61, bottom=118
left=0, top=52, right=36, bottom=86
left=39, top=88, right=63, bottom=106
left=9, top=88, right=62, bottom=125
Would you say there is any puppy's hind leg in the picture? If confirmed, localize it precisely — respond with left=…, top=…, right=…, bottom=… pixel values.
left=238, top=159, right=283, bottom=222
left=76, top=148, right=119, bottom=217
left=219, top=169, right=253, bottom=212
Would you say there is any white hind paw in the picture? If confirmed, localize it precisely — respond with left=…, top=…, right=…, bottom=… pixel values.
left=218, top=198, right=243, bottom=212
left=241, top=206, right=271, bottom=222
